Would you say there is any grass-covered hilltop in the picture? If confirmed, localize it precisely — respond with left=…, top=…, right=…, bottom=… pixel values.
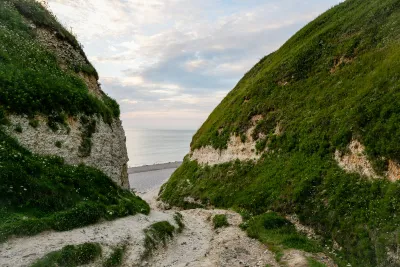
left=0, top=0, right=149, bottom=243
left=161, top=0, right=400, bottom=266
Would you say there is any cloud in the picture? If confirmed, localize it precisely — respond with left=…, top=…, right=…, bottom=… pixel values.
left=48, top=0, right=343, bottom=130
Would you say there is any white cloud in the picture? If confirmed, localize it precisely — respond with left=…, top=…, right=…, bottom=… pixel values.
left=48, top=0, right=343, bottom=130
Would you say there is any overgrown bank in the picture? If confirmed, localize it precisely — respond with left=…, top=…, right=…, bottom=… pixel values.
left=161, top=0, right=400, bottom=266
left=0, top=128, right=149, bottom=242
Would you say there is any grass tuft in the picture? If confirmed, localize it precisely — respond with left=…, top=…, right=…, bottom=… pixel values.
left=212, top=214, right=229, bottom=229
left=173, top=212, right=185, bottom=233
left=142, top=221, right=175, bottom=259
left=31, top=242, right=102, bottom=267
left=103, top=245, right=126, bottom=267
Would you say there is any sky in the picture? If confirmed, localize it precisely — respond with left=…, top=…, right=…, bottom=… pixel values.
left=47, top=0, right=342, bottom=130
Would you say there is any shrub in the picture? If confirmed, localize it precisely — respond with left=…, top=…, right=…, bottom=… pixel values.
left=142, top=221, right=175, bottom=259
left=31, top=243, right=102, bottom=267
left=29, top=119, right=39, bottom=128
left=103, top=245, right=126, bottom=267
left=14, top=123, right=22, bottom=133
left=212, top=214, right=229, bottom=229
left=173, top=212, right=184, bottom=233
left=55, top=141, right=62, bottom=148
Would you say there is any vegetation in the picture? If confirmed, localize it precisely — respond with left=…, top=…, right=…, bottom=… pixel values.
left=142, top=221, right=175, bottom=259
left=241, top=213, right=321, bottom=261
left=14, top=123, right=22, bottom=133
left=103, top=245, right=126, bottom=267
left=78, top=115, right=97, bottom=157
left=0, top=0, right=119, bottom=124
left=0, top=129, right=149, bottom=242
left=173, top=212, right=185, bottom=233
left=29, top=119, right=39, bottom=128
left=31, top=243, right=102, bottom=267
left=307, top=257, right=326, bottom=267
left=161, top=1, right=400, bottom=266
left=55, top=141, right=62, bottom=148
left=212, top=214, right=229, bottom=229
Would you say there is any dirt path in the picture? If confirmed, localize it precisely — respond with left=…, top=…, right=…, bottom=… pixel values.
left=139, top=189, right=279, bottom=267
left=1, top=185, right=334, bottom=267
left=0, top=211, right=174, bottom=267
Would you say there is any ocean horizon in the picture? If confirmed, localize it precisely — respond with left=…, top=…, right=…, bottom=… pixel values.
left=125, top=128, right=196, bottom=167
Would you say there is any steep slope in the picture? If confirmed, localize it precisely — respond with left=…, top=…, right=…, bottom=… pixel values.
left=161, top=0, right=400, bottom=266
left=0, top=0, right=149, bottom=242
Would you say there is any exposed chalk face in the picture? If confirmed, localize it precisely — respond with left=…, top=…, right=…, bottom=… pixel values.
left=6, top=115, right=129, bottom=188
left=334, top=139, right=400, bottom=182
left=334, top=140, right=380, bottom=179
left=190, top=115, right=278, bottom=166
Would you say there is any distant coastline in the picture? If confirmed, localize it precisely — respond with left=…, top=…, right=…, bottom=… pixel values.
left=128, top=161, right=182, bottom=174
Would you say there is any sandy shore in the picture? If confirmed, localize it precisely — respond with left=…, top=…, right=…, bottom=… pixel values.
left=128, top=162, right=182, bottom=174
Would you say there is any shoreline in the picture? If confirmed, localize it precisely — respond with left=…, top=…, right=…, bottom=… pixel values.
left=128, top=161, right=182, bottom=174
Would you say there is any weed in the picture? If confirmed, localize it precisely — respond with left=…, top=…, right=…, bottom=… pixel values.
left=78, top=115, right=96, bottom=157
left=103, top=245, right=126, bottom=267
left=173, top=212, right=185, bottom=233
left=55, top=141, right=62, bottom=148
left=14, top=123, right=22, bottom=133
left=29, top=119, right=39, bottom=128
left=307, top=257, right=326, bottom=267
left=142, top=221, right=175, bottom=259
left=31, top=242, right=102, bottom=267
left=212, top=214, right=229, bottom=229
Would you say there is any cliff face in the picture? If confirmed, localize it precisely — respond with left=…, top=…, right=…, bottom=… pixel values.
left=5, top=114, right=129, bottom=188
left=161, top=0, right=400, bottom=266
left=1, top=0, right=129, bottom=187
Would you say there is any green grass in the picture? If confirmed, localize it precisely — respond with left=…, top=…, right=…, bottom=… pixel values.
left=0, top=0, right=118, bottom=124
left=31, top=243, right=102, bottom=267
left=212, top=214, right=229, bottom=229
left=307, top=257, right=327, bottom=267
left=242, top=213, right=321, bottom=257
left=142, top=221, right=176, bottom=259
left=103, top=245, right=126, bottom=267
left=161, top=0, right=400, bottom=266
left=0, top=130, right=150, bottom=242
left=173, top=212, right=185, bottom=233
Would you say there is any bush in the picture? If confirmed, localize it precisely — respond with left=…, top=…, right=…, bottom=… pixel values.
left=14, top=123, right=22, bottom=133
left=31, top=243, right=102, bottom=267
left=55, top=141, right=62, bottom=148
left=212, top=214, right=229, bottom=229
left=174, top=212, right=184, bottom=233
left=103, top=245, right=126, bottom=267
left=29, top=119, right=39, bottom=128
left=142, top=221, right=175, bottom=259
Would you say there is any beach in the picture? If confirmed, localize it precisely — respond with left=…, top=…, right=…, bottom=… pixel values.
left=128, top=162, right=182, bottom=193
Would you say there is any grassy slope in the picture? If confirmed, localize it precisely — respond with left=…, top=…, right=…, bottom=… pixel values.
left=161, top=0, right=400, bottom=266
left=0, top=0, right=119, bottom=124
left=0, top=0, right=149, bottom=242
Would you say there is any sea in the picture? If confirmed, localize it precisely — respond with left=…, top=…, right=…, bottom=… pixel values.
left=125, top=128, right=195, bottom=167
